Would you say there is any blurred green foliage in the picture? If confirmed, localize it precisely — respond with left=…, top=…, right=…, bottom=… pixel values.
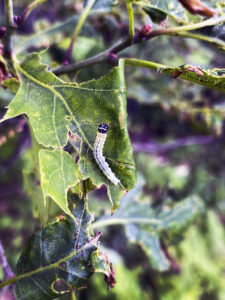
left=1, top=0, right=225, bottom=299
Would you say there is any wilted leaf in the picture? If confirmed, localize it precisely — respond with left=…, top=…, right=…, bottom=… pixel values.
left=15, top=196, right=101, bottom=300
left=93, top=177, right=204, bottom=271
left=91, top=250, right=116, bottom=289
left=2, top=53, right=136, bottom=211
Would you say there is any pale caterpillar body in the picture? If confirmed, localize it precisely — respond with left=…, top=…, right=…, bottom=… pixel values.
left=93, top=124, right=120, bottom=185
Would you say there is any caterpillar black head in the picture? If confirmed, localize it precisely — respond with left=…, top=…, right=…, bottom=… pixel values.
left=98, top=123, right=108, bottom=134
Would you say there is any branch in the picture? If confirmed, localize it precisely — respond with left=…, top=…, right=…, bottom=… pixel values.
left=4, top=0, right=14, bottom=59
left=14, top=0, right=48, bottom=27
left=0, top=239, right=14, bottom=281
left=52, top=15, right=225, bottom=75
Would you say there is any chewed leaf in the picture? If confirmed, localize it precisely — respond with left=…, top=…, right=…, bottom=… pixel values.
left=2, top=53, right=136, bottom=211
left=15, top=196, right=102, bottom=300
left=91, top=250, right=116, bottom=289
left=39, top=149, right=79, bottom=219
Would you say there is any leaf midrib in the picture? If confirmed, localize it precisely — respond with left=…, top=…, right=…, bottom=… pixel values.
left=0, top=235, right=99, bottom=288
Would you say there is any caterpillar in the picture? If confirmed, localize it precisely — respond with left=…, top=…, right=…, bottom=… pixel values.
left=93, top=124, right=120, bottom=185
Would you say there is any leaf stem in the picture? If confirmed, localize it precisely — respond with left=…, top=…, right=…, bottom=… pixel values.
left=64, top=0, right=96, bottom=63
left=71, top=291, right=77, bottom=300
left=52, top=15, right=225, bottom=75
left=4, top=0, right=14, bottom=59
left=91, top=217, right=161, bottom=229
left=175, top=31, right=225, bottom=51
left=126, top=1, right=134, bottom=40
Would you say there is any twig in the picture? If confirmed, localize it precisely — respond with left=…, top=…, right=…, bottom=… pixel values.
left=14, top=0, right=48, bottom=27
left=0, top=239, right=14, bottom=281
left=132, top=136, right=214, bottom=154
left=53, top=38, right=130, bottom=75
left=52, top=15, right=225, bottom=75
left=4, top=0, right=14, bottom=59
left=126, top=1, right=134, bottom=40
left=64, top=0, right=96, bottom=64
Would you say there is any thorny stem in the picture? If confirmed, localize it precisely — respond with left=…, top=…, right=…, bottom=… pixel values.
left=126, top=1, right=134, bottom=40
left=4, top=0, right=14, bottom=59
left=52, top=15, right=225, bottom=75
left=64, top=0, right=96, bottom=63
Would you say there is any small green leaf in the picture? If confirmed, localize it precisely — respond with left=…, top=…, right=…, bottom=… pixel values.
left=15, top=196, right=100, bottom=300
left=142, top=5, right=167, bottom=23
left=138, top=0, right=186, bottom=24
left=2, top=53, right=136, bottom=211
left=39, top=149, right=79, bottom=219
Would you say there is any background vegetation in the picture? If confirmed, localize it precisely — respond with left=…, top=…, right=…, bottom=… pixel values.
left=1, top=0, right=225, bottom=299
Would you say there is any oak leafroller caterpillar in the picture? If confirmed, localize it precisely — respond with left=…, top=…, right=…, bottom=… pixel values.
left=93, top=124, right=120, bottom=185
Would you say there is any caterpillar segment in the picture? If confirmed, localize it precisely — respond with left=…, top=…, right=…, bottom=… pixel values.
left=93, top=124, right=120, bottom=185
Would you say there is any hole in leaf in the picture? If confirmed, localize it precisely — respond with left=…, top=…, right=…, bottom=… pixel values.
left=52, top=279, right=71, bottom=294
left=65, top=115, right=72, bottom=121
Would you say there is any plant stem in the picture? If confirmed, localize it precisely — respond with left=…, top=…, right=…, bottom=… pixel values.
left=53, top=15, right=225, bottom=76
left=64, top=0, right=96, bottom=63
left=17, top=0, right=48, bottom=26
left=52, top=38, right=130, bottom=75
left=71, top=291, right=77, bottom=300
left=0, top=239, right=14, bottom=280
left=126, top=1, right=134, bottom=40
left=91, top=217, right=161, bottom=229
left=4, top=0, right=14, bottom=59
left=148, top=15, right=225, bottom=36
left=175, top=31, right=225, bottom=51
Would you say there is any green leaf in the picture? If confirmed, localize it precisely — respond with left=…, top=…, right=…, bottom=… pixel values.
left=2, top=78, right=20, bottom=94
left=139, top=0, right=186, bottom=24
left=39, top=149, right=79, bottom=219
left=2, top=53, right=136, bottom=211
left=15, top=196, right=101, bottom=300
left=93, top=177, right=204, bottom=271
left=142, top=5, right=168, bottom=24
left=23, top=124, right=63, bottom=223
left=163, top=64, right=225, bottom=92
